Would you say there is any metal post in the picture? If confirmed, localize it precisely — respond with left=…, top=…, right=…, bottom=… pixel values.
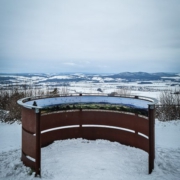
left=35, top=108, right=41, bottom=177
left=148, top=104, right=155, bottom=174
left=79, top=108, right=82, bottom=137
left=79, top=93, right=83, bottom=137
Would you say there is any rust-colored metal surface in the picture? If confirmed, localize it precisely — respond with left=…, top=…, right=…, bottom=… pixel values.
left=136, top=134, right=149, bottom=153
left=21, top=108, right=41, bottom=176
left=135, top=116, right=149, bottom=136
left=22, top=128, right=36, bottom=159
left=81, top=111, right=149, bottom=136
left=41, top=127, right=81, bottom=147
left=40, top=110, right=149, bottom=153
left=82, top=127, right=136, bottom=146
left=148, top=105, right=155, bottom=174
left=41, top=110, right=149, bottom=136
left=41, top=111, right=81, bottom=131
left=22, top=151, right=36, bottom=170
left=82, top=127, right=149, bottom=152
left=21, top=107, right=155, bottom=176
left=35, top=111, right=41, bottom=177
left=22, top=107, right=36, bottom=133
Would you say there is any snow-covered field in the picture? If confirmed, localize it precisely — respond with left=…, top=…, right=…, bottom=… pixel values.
left=0, top=120, right=180, bottom=180
left=0, top=73, right=180, bottom=179
left=1, top=73, right=179, bottom=96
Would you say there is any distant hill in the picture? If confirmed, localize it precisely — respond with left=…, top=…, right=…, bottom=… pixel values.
left=0, top=72, right=179, bottom=84
left=108, top=72, right=178, bottom=81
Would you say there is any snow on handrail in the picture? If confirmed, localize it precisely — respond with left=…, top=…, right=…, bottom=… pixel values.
left=17, top=93, right=155, bottom=110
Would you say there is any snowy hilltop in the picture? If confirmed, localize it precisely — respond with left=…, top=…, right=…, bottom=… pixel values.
left=0, top=120, right=180, bottom=180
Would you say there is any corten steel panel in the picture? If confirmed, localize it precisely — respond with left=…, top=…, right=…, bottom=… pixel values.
left=41, top=128, right=81, bottom=147
left=41, top=111, right=81, bottom=131
left=81, top=111, right=149, bottom=136
left=81, top=111, right=136, bottom=130
left=81, top=127, right=136, bottom=147
left=82, top=127, right=149, bottom=153
left=135, top=116, right=149, bottom=136
left=22, top=151, right=36, bottom=170
left=41, top=126, right=138, bottom=149
left=22, top=128, right=36, bottom=159
left=40, top=110, right=149, bottom=152
left=83, top=111, right=123, bottom=127
left=41, top=126, right=149, bottom=153
left=136, top=134, right=149, bottom=153
left=22, top=107, right=36, bottom=133
left=41, top=111, right=149, bottom=137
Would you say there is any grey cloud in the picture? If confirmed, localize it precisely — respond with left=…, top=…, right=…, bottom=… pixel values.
left=0, top=0, right=179, bottom=73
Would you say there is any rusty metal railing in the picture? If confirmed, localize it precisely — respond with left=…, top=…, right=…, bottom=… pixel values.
left=18, top=95, right=155, bottom=176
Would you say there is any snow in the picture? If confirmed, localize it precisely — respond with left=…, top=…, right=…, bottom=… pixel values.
left=155, top=120, right=180, bottom=149
left=131, top=91, right=160, bottom=100
left=0, top=122, right=21, bottom=152
left=0, top=120, right=180, bottom=180
left=161, top=76, right=180, bottom=80
left=49, top=76, right=72, bottom=80
left=92, top=76, right=104, bottom=83
left=103, top=78, right=114, bottom=81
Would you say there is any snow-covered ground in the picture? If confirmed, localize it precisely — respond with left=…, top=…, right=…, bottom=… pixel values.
left=0, top=120, right=180, bottom=180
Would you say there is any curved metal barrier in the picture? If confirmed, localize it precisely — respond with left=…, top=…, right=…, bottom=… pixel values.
left=18, top=95, right=155, bottom=176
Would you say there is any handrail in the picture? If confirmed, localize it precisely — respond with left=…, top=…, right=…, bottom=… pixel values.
left=17, top=93, right=156, bottom=110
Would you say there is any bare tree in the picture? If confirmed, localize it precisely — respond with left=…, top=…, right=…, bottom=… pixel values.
left=116, top=87, right=131, bottom=96
left=59, top=86, right=69, bottom=96
left=156, top=88, right=180, bottom=121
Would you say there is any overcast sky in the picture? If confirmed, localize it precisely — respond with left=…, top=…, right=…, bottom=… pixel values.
left=0, top=0, right=180, bottom=73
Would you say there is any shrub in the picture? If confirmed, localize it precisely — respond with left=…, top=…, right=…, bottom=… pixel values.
left=156, top=89, right=180, bottom=121
left=0, top=85, right=69, bottom=123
